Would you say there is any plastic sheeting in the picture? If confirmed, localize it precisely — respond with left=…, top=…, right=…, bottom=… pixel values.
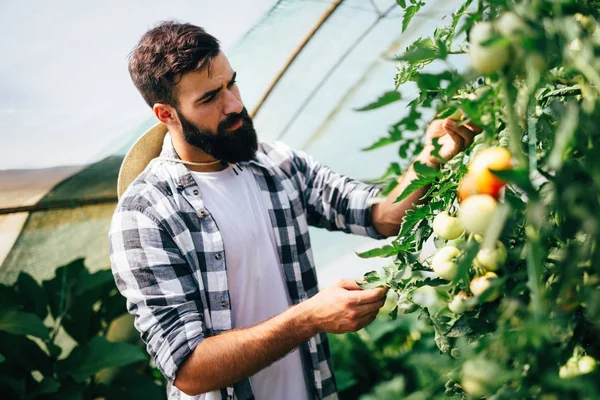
left=1, top=0, right=465, bottom=285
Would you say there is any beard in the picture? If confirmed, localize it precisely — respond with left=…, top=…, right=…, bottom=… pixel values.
left=177, top=107, right=258, bottom=164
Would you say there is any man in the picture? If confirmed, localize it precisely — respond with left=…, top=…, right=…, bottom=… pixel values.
left=109, top=21, right=479, bottom=400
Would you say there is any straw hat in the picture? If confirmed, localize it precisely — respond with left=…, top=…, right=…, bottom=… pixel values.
left=117, top=122, right=168, bottom=199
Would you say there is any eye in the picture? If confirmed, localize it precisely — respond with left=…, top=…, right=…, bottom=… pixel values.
left=203, top=95, right=217, bottom=104
left=228, top=79, right=237, bottom=88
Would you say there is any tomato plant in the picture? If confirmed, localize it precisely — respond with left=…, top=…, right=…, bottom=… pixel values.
left=353, top=0, right=600, bottom=398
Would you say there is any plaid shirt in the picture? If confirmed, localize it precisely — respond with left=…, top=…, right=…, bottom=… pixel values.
left=109, top=134, right=383, bottom=400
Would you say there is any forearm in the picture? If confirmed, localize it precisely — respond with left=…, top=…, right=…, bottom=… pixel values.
left=371, top=154, right=440, bottom=237
left=174, top=301, right=316, bottom=396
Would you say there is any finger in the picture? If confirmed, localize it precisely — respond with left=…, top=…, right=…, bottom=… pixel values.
left=442, top=120, right=465, bottom=149
left=463, top=121, right=483, bottom=135
left=456, top=126, right=477, bottom=148
left=350, top=286, right=389, bottom=305
left=356, top=298, right=387, bottom=316
left=334, top=279, right=362, bottom=290
left=354, top=311, right=379, bottom=330
left=444, top=119, right=474, bottom=148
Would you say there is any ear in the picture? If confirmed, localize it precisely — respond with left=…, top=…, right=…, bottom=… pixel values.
left=153, top=103, right=178, bottom=125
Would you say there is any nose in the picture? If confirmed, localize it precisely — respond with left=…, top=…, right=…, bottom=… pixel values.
left=223, top=89, right=243, bottom=116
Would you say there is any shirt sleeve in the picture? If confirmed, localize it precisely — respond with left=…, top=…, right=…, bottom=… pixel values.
left=108, top=205, right=205, bottom=382
left=280, top=143, right=386, bottom=239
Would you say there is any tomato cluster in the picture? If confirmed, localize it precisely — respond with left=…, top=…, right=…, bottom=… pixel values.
left=428, top=147, right=513, bottom=314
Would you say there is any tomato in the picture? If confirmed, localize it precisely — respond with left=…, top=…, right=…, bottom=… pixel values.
left=469, top=21, right=510, bottom=75
left=560, top=358, right=581, bottom=379
left=431, top=246, right=461, bottom=281
left=578, top=355, right=598, bottom=374
left=474, top=241, right=507, bottom=272
left=458, top=174, right=478, bottom=202
left=433, top=211, right=464, bottom=240
left=470, top=272, right=500, bottom=302
left=468, top=147, right=512, bottom=198
left=496, top=12, right=527, bottom=39
left=458, top=194, right=498, bottom=236
left=461, top=358, right=501, bottom=398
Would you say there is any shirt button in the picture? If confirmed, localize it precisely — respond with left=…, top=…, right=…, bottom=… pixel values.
left=199, top=211, right=207, bottom=217
left=215, top=253, right=222, bottom=260
left=221, top=301, right=229, bottom=308
left=193, top=189, right=199, bottom=195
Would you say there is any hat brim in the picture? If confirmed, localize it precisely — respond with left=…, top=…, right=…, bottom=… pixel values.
left=117, top=122, right=168, bottom=200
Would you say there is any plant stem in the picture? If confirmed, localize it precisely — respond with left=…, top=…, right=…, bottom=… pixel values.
left=499, top=76, right=527, bottom=167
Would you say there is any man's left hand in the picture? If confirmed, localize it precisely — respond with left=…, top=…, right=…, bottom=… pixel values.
left=418, top=118, right=482, bottom=167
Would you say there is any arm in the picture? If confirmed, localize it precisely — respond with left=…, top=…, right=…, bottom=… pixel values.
left=174, top=280, right=387, bottom=396
left=371, top=118, right=482, bottom=237
left=109, top=205, right=387, bottom=396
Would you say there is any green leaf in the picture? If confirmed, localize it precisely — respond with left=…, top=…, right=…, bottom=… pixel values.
left=75, top=269, right=114, bottom=296
left=27, top=377, right=60, bottom=397
left=16, top=272, right=48, bottom=320
left=413, top=161, right=442, bottom=178
left=0, top=309, right=49, bottom=340
left=446, top=317, right=473, bottom=338
left=355, top=91, right=402, bottom=112
left=356, top=243, right=400, bottom=259
left=57, top=336, right=147, bottom=383
left=434, top=330, right=451, bottom=353
left=362, top=136, right=401, bottom=151
left=396, top=0, right=407, bottom=8
left=490, top=168, right=536, bottom=196
left=548, top=101, right=579, bottom=170
left=395, top=47, right=439, bottom=63
left=402, top=5, right=419, bottom=33
left=109, top=369, right=166, bottom=400
left=363, top=270, right=381, bottom=283
left=61, top=291, right=103, bottom=344
left=0, top=375, right=25, bottom=397
left=0, top=332, right=53, bottom=374
left=394, top=175, right=435, bottom=203
left=397, top=203, right=439, bottom=239
left=43, top=258, right=86, bottom=319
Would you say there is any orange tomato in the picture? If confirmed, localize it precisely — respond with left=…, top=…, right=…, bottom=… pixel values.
left=468, top=147, right=512, bottom=198
left=458, top=174, right=478, bottom=202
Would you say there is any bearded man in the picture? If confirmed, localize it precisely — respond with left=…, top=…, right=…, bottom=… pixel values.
left=109, top=21, right=480, bottom=400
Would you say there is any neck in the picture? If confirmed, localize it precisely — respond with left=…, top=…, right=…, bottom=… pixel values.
left=171, top=131, right=228, bottom=173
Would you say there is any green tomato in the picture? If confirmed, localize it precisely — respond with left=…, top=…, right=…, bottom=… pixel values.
left=458, top=194, right=498, bottom=236
left=448, top=294, right=467, bottom=314
left=433, top=211, right=465, bottom=240
left=469, top=21, right=510, bottom=75
left=461, top=358, right=502, bottom=398
left=578, top=355, right=598, bottom=374
left=470, top=272, right=500, bottom=302
left=559, top=358, right=581, bottom=379
left=431, top=246, right=461, bottom=281
left=474, top=241, right=507, bottom=272
left=496, top=12, right=527, bottom=38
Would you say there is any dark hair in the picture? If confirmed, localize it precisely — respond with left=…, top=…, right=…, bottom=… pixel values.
left=128, top=21, right=220, bottom=108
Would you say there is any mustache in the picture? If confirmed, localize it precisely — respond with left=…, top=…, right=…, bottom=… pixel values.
left=219, top=109, right=250, bottom=131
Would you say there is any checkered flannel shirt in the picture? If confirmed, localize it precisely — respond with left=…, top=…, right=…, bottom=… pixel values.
left=109, top=134, right=384, bottom=400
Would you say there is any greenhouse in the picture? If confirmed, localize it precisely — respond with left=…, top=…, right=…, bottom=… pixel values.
left=1, top=0, right=599, bottom=399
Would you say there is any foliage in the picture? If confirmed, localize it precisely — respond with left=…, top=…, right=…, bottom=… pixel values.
left=0, top=259, right=166, bottom=400
left=351, top=0, right=600, bottom=398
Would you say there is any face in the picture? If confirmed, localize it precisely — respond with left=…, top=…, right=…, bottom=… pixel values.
left=172, top=51, right=258, bottom=163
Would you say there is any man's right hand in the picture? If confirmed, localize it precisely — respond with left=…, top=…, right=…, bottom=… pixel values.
left=303, top=280, right=388, bottom=334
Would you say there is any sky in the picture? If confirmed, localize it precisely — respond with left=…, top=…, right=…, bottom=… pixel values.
left=0, top=0, right=276, bottom=170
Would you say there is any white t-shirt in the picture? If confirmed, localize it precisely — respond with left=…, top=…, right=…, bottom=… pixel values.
left=190, top=165, right=310, bottom=400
